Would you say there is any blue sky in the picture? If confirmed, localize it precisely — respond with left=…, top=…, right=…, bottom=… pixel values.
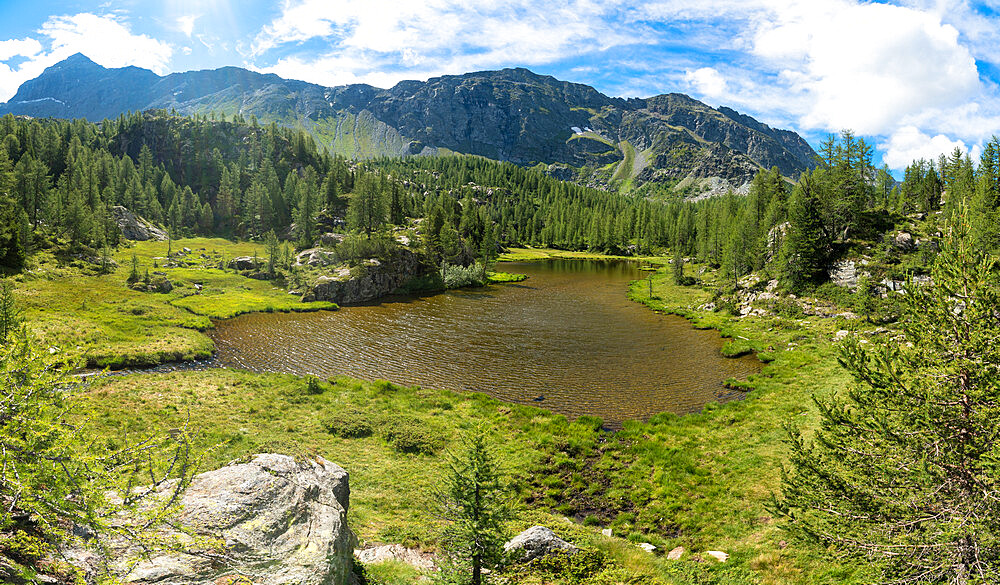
left=2, top=0, right=1000, bottom=172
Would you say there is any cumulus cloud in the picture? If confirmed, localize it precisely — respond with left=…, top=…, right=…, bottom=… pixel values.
left=639, top=0, right=994, bottom=170
left=684, top=67, right=727, bottom=98
left=880, top=126, right=969, bottom=169
left=0, top=13, right=172, bottom=102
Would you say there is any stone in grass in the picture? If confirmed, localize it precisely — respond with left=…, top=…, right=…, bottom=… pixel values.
left=706, top=550, right=729, bottom=563
left=355, top=544, right=436, bottom=571
left=637, top=542, right=657, bottom=553
left=667, top=546, right=685, bottom=560
left=601, top=528, right=612, bottom=537
left=504, top=526, right=578, bottom=562
left=65, top=454, right=355, bottom=585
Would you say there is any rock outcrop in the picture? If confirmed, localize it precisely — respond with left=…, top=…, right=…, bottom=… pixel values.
left=70, top=453, right=355, bottom=585
left=304, top=249, right=424, bottom=305
left=111, top=205, right=167, bottom=241
left=228, top=256, right=260, bottom=271
left=503, top=526, right=578, bottom=562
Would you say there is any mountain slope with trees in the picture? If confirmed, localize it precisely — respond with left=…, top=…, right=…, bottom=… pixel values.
left=0, top=54, right=817, bottom=195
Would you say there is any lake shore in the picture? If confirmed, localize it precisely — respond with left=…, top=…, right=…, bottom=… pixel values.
left=59, top=246, right=867, bottom=583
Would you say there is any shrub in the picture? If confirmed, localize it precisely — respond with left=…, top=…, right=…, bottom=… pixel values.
left=382, top=417, right=446, bottom=454
left=323, top=407, right=376, bottom=438
left=441, top=262, right=485, bottom=289
left=305, top=376, right=325, bottom=395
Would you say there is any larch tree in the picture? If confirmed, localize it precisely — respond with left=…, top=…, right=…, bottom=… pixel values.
left=776, top=214, right=1000, bottom=584
left=436, top=425, right=511, bottom=585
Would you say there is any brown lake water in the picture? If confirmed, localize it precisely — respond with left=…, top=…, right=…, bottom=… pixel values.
left=210, top=260, right=760, bottom=426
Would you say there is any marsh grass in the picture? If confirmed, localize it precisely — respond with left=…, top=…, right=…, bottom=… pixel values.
left=14, top=238, right=335, bottom=367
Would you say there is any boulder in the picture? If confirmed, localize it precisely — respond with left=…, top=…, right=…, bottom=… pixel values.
left=503, top=526, right=577, bottom=562
left=637, top=543, right=657, bottom=553
left=666, top=546, right=685, bottom=560
left=827, top=259, right=857, bottom=289
left=295, top=248, right=336, bottom=267
left=69, top=454, right=355, bottom=585
left=355, top=544, right=436, bottom=571
left=706, top=550, right=729, bottom=563
left=228, top=256, right=260, bottom=271
left=893, top=232, right=915, bottom=251
left=111, top=206, right=168, bottom=241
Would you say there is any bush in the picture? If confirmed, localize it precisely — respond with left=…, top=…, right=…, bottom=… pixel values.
left=441, top=262, right=485, bottom=289
left=305, top=376, right=325, bottom=395
left=334, top=233, right=398, bottom=265
left=324, top=407, right=376, bottom=438
left=382, top=417, right=447, bottom=454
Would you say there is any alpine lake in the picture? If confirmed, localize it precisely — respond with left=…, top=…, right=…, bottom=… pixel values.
left=210, top=259, right=760, bottom=427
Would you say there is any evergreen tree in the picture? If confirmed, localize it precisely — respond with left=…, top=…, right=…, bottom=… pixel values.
left=347, top=174, right=388, bottom=237
left=672, top=248, right=685, bottom=285
left=265, top=230, right=280, bottom=278
left=0, top=329, right=198, bottom=581
left=777, top=215, right=1000, bottom=583
left=780, top=172, right=829, bottom=291
left=436, top=426, right=511, bottom=585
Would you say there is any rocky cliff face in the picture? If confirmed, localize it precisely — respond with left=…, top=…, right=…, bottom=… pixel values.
left=1, top=54, right=817, bottom=191
left=67, top=453, right=355, bottom=585
left=303, top=248, right=425, bottom=305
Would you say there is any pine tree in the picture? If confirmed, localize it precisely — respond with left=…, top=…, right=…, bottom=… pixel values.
left=0, top=329, right=198, bottom=581
left=347, top=174, right=388, bottom=237
left=777, top=214, right=1000, bottom=583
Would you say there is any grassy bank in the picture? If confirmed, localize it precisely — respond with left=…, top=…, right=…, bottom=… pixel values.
left=499, top=247, right=666, bottom=264
left=42, top=242, right=873, bottom=583
left=13, top=238, right=336, bottom=367
left=66, top=260, right=871, bottom=584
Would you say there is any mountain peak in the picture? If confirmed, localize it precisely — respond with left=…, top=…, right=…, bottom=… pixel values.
left=54, top=53, right=100, bottom=70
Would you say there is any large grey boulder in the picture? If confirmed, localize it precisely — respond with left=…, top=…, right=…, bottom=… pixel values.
left=111, top=206, right=167, bottom=241
left=503, top=526, right=577, bottom=562
left=72, top=454, right=355, bottom=585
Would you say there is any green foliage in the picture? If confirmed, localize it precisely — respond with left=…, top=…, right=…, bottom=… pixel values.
left=441, top=262, right=486, bottom=289
left=348, top=173, right=390, bottom=236
left=436, top=425, right=512, bottom=585
left=335, top=233, right=399, bottom=265
left=0, top=329, right=199, bottom=581
left=383, top=416, right=447, bottom=455
left=779, top=172, right=830, bottom=291
left=323, top=407, right=376, bottom=438
left=777, top=215, right=1000, bottom=582
left=0, top=279, right=21, bottom=342
left=305, top=376, right=325, bottom=395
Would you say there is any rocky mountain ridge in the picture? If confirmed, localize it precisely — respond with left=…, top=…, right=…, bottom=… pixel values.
left=1, top=53, right=817, bottom=194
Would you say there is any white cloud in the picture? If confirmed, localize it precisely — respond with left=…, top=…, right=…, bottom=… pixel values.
left=0, top=13, right=172, bottom=102
left=640, top=0, right=994, bottom=169
left=0, top=39, right=43, bottom=62
left=177, top=15, right=199, bottom=38
left=880, top=125, right=969, bottom=169
left=684, top=67, right=727, bottom=97
left=250, top=0, right=638, bottom=88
